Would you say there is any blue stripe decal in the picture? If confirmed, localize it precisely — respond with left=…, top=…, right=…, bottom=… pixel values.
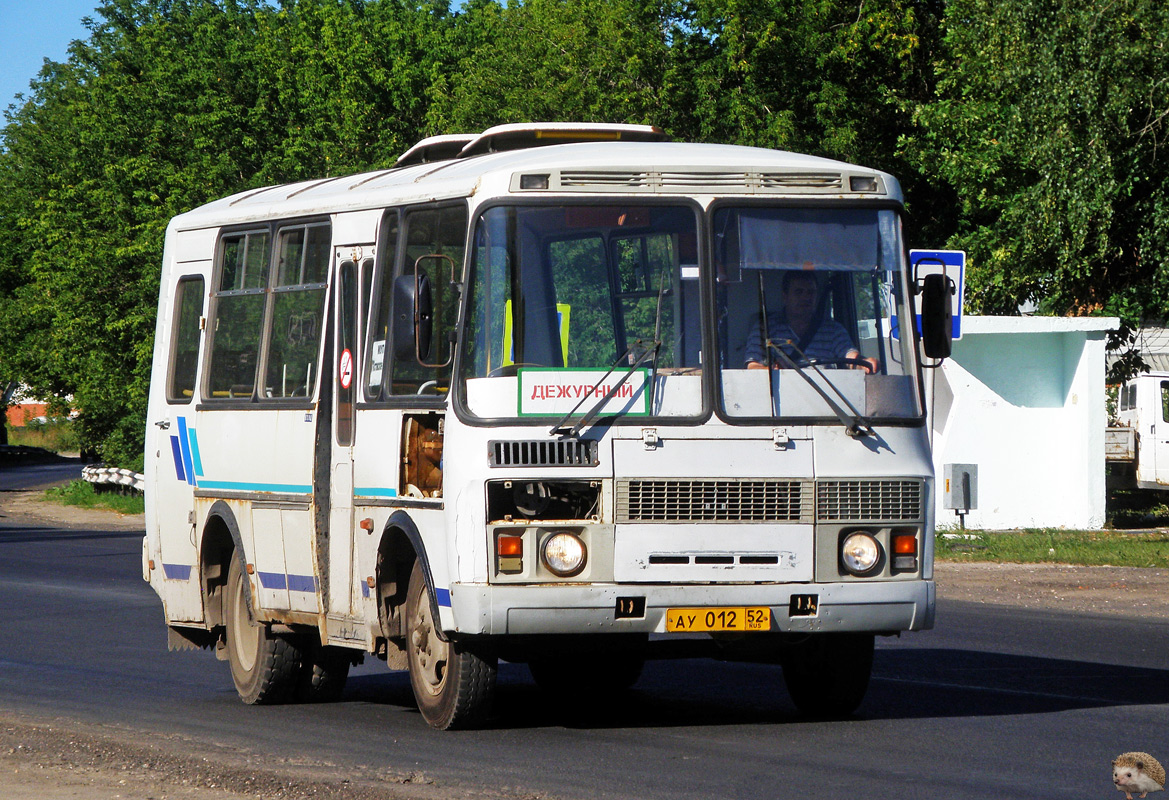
left=162, top=563, right=192, bottom=581
left=361, top=581, right=371, bottom=598
left=288, top=574, right=317, bottom=593
left=187, top=427, right=204, bottom=477
left=258, top=572, right=287, bottom=590
left=169, top=436, right=186, bottom=482
left=435, top=588, right=451, bottom=607
left=176, top=417, right=196, bottom=487
left=196, top=480, right=313, bottom=494
left=354, top=487, right=399, bottom=498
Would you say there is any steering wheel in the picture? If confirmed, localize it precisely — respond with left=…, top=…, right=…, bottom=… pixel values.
left=795, top=357, right=876, bottom=374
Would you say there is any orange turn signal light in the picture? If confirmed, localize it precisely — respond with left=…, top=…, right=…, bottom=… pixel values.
left=498, top=535, right=524, bottom=557
left=892, top=535, right=917, bottom=555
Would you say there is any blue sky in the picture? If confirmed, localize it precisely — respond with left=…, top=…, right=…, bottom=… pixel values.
left=1, top=0, right=101, bottom=114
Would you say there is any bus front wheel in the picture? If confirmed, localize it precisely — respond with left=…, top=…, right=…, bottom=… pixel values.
left=780, top=633, right=873, bottom=718
left=225, top=555, right=303, bottom=704
left=405, top=561, right=496, bottom=729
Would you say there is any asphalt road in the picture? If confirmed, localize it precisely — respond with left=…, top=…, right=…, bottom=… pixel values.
left=0, top=456, right=82, bottom=491
left=1, top=459, right=1166, bottom=800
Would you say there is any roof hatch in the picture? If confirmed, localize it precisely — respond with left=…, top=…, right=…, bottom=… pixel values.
left=394, top=122, right=670, bottom=168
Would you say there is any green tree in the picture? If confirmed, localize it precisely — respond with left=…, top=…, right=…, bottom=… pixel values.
left=0, top=0, right=454, bottom=468
left=426, top=0, right=673, bottom=131
left=906, top=0, right=1169, bottom=367
left=665, top=0, right=948, bottom=239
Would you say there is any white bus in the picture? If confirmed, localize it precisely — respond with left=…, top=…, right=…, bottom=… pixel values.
left=143, top=122, right=952, bottom=729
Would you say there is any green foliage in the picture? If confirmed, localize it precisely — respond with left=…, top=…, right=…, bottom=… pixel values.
left=426, top=0, right=672, bottom=130
left=905, top=0, right=1169, bottom=354
left=935, top=528, right=1169, bottom=568
left=4, top=419, right=82, bottom=454
left=1, top=0, right=1166, bottom=463
left=0, top=0, right=457, bottom=468
left=44, top=479, right=146, bottom=516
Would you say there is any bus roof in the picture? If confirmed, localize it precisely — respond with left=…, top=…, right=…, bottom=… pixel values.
left=171, top=138, right=901, bottom=232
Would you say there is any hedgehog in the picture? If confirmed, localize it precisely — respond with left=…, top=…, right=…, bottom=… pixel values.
left=1113, top=753, right=1166, bottom=800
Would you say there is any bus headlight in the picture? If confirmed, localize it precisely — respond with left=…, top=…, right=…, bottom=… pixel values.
left=542, top=531, right=587, bottom=577
left=840, top=531, right=882, bottom=576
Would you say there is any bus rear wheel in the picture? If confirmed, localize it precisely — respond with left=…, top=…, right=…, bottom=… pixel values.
left=780, top=633, right=874, bottom=718
left=225, top=555, right=303, bottom=704
left=299, top=644, right=351, bottom=703
left=405, top=561, right=496, bottom=729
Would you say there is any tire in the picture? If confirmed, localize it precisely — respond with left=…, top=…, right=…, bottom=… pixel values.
left=405, top=561, right=496, bottom=730
left=298, top=644, right=351, bottom=703
left=225, top=555, right=303, bottom=704
left=781, top=633, right=874, bottom=718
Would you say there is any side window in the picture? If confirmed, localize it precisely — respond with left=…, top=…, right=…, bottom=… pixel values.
left=389, top=205, right=466, bottom=395
left=392, top=205, right=465, bottom=392
left=365, top=211, right=400, bottom=401
left=262, top=223, right=330, bottom=398
left=166, top=276, right=205, bottom=402
left=207, top=230, right=270, bottom=398
left=336, top=259, right=359, bottom=444
left=1161, top=381, right=1169, bottom=423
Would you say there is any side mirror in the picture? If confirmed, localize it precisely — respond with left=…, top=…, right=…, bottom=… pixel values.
left=920, top=272, right=953, bottom=359
left=393, top=272, right=432, bottom=362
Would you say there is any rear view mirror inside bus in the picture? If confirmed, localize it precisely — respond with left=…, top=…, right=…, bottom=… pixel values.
left=393, top=272, right=433, bottom=362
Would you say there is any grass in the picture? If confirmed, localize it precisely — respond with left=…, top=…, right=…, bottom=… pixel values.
left=935, top=486, right=1169, bottom=567
left=935, top=528, right=1169, bottom=568
left=44, top=480, right=145, bottom=516
left=5, top=418, right=80, bottom=454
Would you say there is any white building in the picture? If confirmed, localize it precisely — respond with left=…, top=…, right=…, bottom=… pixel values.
left=927, top=316, right=1118, bottom=530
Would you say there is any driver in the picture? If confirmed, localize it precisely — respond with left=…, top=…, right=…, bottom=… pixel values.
left=744, top=270, right=871, bottom=371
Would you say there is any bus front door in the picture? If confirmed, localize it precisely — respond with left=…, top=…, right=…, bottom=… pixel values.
left=321, top=253, right=367, bottom=644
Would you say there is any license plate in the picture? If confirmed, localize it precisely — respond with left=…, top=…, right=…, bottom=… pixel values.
left=666, top=607, right=771, bottom=633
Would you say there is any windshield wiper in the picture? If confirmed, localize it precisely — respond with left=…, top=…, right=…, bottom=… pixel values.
left=764, top=338, right=874, bottom=438
left=548, top=340, right=660, bottom=438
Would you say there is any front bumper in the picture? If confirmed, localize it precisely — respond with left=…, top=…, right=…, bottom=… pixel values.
left=448, top=579, right=934, bottom=636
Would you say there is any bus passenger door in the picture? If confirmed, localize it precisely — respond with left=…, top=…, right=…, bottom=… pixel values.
left=149, top=272, right=207, bottom=622
left=324, top=253, right=367, bottom=634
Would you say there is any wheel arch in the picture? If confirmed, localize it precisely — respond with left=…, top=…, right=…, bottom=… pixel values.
left=375, top=510, right=447, bottom=643
left=200, top=500, right=250, bottom=630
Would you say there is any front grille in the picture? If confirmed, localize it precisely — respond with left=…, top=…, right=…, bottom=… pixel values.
left=616, top=479, right=810, bottom=523
left=489, top=439, right=599, bottom=467
left=816, top=479, right=923, bottom=521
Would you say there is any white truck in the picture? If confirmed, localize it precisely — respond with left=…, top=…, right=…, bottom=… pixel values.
left=1107, top=372, right=1169, bottom=489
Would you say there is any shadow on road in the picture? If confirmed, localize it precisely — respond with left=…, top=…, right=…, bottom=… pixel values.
left=0, top=526, right=144, bottom=544
left=338, top=646, right=1169, bottom=730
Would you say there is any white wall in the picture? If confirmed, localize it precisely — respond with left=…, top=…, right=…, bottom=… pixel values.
left=928, top=316, right=1117, bottom=530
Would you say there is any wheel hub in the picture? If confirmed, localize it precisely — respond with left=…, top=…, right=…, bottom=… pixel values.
left=410, top=596, right=448, bottom=694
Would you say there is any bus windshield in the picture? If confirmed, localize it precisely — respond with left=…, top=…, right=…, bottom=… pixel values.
left=714, top=206, right=921, bottom=421
left=460, top=203, right=703, bottom=421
